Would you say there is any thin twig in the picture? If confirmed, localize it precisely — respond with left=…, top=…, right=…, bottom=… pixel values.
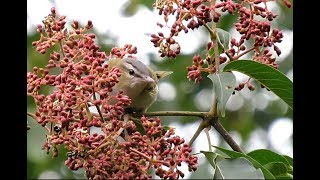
left=204, top=126, right=212, bottom=151
left=233, top=47, right=255, bottom=60
left=112, top=114, right=130, bottom=140
left=188, top=120, right=208, bottom=146
left=92, top=88, right=104, bottom=122
left=144, top=111, right=207, bottom=118
left=203, top=23, right=215, bottom=37
left=59, top=41, right=65, bottom=57
left=129, top=148, right=152, bottom=161
left=210, top=119, right=244, bottom=153
left=27, top=112, right=37, bottom=120
left=206, top=95, right=244, bottom=153
left=84, top=103, right=94, bottom=121
left=225, top=51, right=234, bottom=61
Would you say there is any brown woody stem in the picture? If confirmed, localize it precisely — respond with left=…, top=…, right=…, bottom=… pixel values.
left=142, top=97, right=244, bottom=153
left=188, top=119, right=209, bottom=146
left=210, top=119, right=244, bottom=153
left=144, top=111, right=207, bottom=118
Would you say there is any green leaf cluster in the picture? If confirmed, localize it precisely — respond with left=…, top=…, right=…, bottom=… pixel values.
left=201, top=146, right=293, bottom=179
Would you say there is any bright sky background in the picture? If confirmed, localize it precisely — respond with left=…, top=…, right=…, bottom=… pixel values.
left=28, top=0, right=293, bottom=179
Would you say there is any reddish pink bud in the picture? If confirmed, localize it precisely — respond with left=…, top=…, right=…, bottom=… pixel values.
left=239, top=45, right=246, bottom=51
left=274, top=45, right=281, bottom=56
left=72, top=20, right=79, bottom=29
left=254, top=0, right=263, bottom=4
left=247, top=83, right=255, bottom=91
left=88, top=34, right=96, bottom=39
left=40, top=49, right=46, bottom=54
left=239, top=83, right=245, bottom=89
left=207, top=42, right=213, bottom=50
left=283, top=0, right=292, bottom=8
left=51, top=7, right=56, bottom=14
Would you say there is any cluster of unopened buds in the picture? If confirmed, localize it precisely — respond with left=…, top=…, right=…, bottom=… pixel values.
left=27, top=7, right=197, bottom=179
left=152, top=0, right=291, bottom=91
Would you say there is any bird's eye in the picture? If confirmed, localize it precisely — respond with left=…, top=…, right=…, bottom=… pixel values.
left=129, top=69, right=135, bottom=75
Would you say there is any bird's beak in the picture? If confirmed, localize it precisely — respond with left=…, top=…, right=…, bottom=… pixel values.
left=144, top=76, right=155, bottom=84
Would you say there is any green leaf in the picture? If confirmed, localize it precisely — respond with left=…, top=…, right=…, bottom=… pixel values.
left=213, top=146, right=276, bottom=179
left=216, top=28, right=231, bottom=51
left=200, top=151, right=227, bottom=167
left=283, top=155, right=293, bottom=166
left=247, top=149, right=290, bottom=167
left=213, top=165, right=224, bottom=179
left=263, top=162, right=290, bottom=179
left=200, top=151, right=229, bottom=178
left=208, top=28, right=230, bottom=58
left=275, top=173, right=293, bottom=179
left=283, top=155, right=293, bottom=174
left=208, top=72, right=236, bottom=117
left=200, top=151, right=217, bottom=169
left=223, top=60, right=293, bottom=109
left=131, top=118, right=146, bottom=135
left=162, top=125, right=171, bottom=131
left=215, top=157, right=264, bottom=179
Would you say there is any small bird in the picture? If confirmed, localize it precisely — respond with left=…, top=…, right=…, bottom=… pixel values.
left=107, top=57, right=172, bottom=113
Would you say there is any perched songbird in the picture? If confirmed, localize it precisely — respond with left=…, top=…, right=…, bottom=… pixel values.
left=107, top=57, right=172, bottom=113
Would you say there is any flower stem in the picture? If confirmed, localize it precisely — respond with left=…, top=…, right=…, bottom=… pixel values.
left=92, top=88, right=104, bottom=122
left=59, top=41, right=65, bottom=57
left=233, top=47, right=255, bottom=60
left=129, top=148, right=152, bottom=161
left=27, top=112, right=37, bottom=120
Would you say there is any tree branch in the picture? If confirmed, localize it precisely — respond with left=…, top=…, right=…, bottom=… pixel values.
left=206, top=95, right=244, bottom=153
left=188, top=119, right=208, bottom=146
left=94, top=109, right=244, bottom=153
left=143, top=111, right=207, bottom=118
left=210, top=118, right=244, bottom=153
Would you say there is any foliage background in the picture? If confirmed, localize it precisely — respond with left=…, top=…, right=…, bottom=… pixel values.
left=27, top=0, right=292, bottom=179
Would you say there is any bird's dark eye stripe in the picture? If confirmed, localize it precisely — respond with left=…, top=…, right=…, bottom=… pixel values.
left=129, top=69, right=135, bottom=75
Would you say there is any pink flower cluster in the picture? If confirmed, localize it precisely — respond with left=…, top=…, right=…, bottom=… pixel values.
left=151, top=0, right=291, bottom=89
left=27, top=7, right=197, bottom=179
